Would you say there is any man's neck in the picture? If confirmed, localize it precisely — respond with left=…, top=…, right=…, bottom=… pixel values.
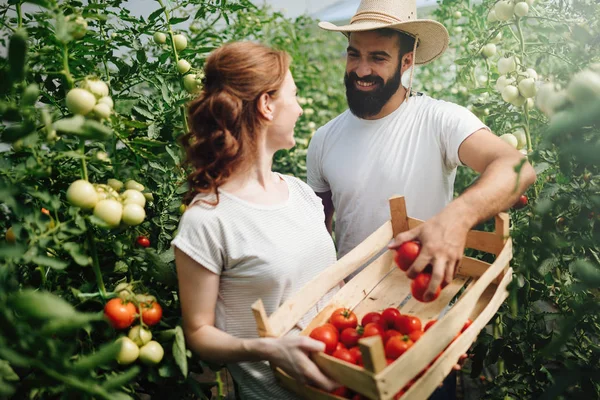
left=362, top=85, right=407, bottom=120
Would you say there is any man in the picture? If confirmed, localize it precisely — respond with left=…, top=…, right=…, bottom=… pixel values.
left=307, top=0, right=536, bottom=302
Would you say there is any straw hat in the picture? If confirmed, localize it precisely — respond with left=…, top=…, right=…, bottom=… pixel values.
left=318, top=0, right=449, bottom=65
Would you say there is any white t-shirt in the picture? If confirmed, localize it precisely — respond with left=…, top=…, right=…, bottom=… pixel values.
left=171, top=174, right=338, bottom=400
left=307, top=94, right=487, bottom=261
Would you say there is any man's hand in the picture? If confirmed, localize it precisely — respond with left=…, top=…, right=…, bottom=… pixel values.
left=388, top=209, right=471, bottom=301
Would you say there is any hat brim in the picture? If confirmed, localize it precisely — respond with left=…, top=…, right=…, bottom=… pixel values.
left=318, top=20, right=449, bottom=65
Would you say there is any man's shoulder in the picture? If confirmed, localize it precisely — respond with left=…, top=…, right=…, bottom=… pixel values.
left=312, top=109, right=352, bottom=141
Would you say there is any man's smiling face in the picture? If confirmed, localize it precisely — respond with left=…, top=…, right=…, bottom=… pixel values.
left=344, top=30, right=404, bottom=119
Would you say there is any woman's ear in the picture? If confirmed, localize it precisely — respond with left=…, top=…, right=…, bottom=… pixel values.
left=257, top=92, right=274, bottom=122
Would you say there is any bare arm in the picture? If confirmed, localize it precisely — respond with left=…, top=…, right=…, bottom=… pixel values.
left=316, top=190, right=335, bottom=235
left=389, top=129, right=536, bottom=298
left=174, top=247, right=338, bottom=390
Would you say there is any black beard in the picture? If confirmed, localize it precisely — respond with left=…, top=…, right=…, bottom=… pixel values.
left=344, top=63, right=402, bottom=119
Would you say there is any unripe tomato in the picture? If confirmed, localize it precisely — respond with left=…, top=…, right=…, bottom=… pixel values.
left=494, top=1, right=514, bottom=21
left=173, top=34, right=187, bottom=51
left=487, top=9, right=498, bottom=23
left=153, top=32, right=167, bottom=44
left=453, top=11, right=462, bottom=19
left=107, top=178, right=124, bottom=192
left=512, top=129, right=527, bottom=150
left=104, top=298, right=136, bottom=329
left=5, top=227, right=16, bottom=243
left=510, top=95, right=527, bottom=107
left=497, top=56, right=517, bottom=75
left=97, top=96, right=114, bottom=110
left=121, top=189, right=146, bottom=207
left=82, top=79, right=109, bottom=99
left=66, top=88, right=96, bottom=116
left=514, top=2, right=529, bottom=17
left=94, top=199, right=123, bottom=228
left=566, top=69, right=600, bottom=105
left=394, top=241, right=421, bottom=271
left=124, top=179, right=145, bottom=192
left=490, top=31, right=502, bottom=44
left=518, top=78, right=537, bottom=98
left=501, top=85, right=520, bottom=103
left=495, top=75, right=515, bottom=92
left=481, top=43, right=496, bottom=58
left=136, top=236, right=151, bottom=248
left=67, top=15, right=87, bottom=39
left=183, top=74, right=199, bottom=94
left=411, top=272, right=441, bottom=303
left=128, top=325, right=153, bottom=346
left=143, top=192, right=154, bottom=202
left=116, top=337, right=139, bottom=365
left=141, top=301, right=163, bottom=326
left=139, top=341, right=164, bottom=365
left=122, top=203, right=146, bottom=226
left=499, top=133, right=519, bottom=149
left=179, top=204, right=187, bottom=214
left=177, top=59, right=191, bottom=74
left=93, top=103, right=111, bottom=119
left=67, top=179, right=99, bottom=209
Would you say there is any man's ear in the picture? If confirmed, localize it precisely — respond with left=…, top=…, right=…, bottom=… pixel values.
left=257, top=92, right=274, bottom=122
left=401, top=52, right=414, bottom=74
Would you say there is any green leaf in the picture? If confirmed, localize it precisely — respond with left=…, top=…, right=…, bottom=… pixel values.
left=0, top=243, right=27, bottom=259
left=173, top=326, right=188, bottom=377
left=32, top=254, right=68, bottom=270
left=40, top=312, right=105, bottom=336
left=63, top=242, right=91, bottom=266
left=569, top=260, right=600, bottom=288
left=114, top=260, right=128, bottom=273
left=24, top=0, right=54, bottom=8
left=133, top=106, right=155, bottom=120
left=101, top=366, right=141, bottom=391
left=148, top=7, right=166, bottom=22
left=454, top=57, right=471, bottom=65
left=54, top=115, right=86, bottom=134
left=8, top=29, right=27, bottom=83
left=0, top=360, right=19, bottom=382
left=10, top=290, right=77, bottom=320
left=73, top=340, right=122, bottom=372
left=170, top=16, right=190, bottom=25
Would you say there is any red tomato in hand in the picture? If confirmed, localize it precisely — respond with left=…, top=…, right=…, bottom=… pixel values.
left=394, top=315, right=422, bottom=335
left=394, top=241, right=421, bottom=271
left=332, top=348, right=358, bottom=365
left=411, top=272, right=441, bottom=303
left=381, top=307, right=401, bottom=329
left=104, top=298, right=136, bottom=329
left=424, top=319, right=436, bottom=332
left=361, top=312, right=383, bottom=328
left=330, top=308, right=358, bottom=331
left=310, top=325, right=339, bottom=355
left=348, top=346, right=363, bottom=366
left=362, top=322, right=385, bottom=339
left=385, top=335, right=413, bottom=360
left=141, top=301, right=163, bottom=326
left=340, top=327, right=361, bottom=348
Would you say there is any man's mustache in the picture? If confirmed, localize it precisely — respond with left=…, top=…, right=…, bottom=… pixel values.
left=346, top=73, right=384, bottom=85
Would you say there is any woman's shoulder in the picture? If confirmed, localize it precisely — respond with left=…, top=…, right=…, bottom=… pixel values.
left=279, top=174, right=323, bottom=211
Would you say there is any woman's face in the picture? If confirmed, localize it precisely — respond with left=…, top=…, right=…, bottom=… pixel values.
left=266, top=70, right=303, bottom=151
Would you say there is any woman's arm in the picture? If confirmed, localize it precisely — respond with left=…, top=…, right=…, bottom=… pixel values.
left=174, top=247, right=339, bottom=390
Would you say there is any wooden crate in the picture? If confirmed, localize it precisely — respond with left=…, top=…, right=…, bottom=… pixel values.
left=252, top=196, right=513, bottom=400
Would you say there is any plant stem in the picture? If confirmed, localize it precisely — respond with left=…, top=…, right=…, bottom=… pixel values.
left=86, top=228, right=107, bottom=298
left=215, top=370, right=224, bottom=399
left=62, top=45, right=75, bottom=89
left=16, top=2, right=23, bottom=28
left=80, top=141, right=88, bottom=181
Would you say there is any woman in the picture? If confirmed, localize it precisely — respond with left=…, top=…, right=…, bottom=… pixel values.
left=172, top=42, right=340, bottom=399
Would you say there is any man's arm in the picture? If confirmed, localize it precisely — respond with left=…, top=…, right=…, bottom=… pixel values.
left=389, top=129, right=536, bottom=299
left=316, top=190, right=335, bottom=235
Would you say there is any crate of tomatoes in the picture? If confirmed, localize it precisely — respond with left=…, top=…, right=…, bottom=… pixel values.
left=252, top=196, right=513, bottom=400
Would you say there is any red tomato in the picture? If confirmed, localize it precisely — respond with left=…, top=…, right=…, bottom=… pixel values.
left=348, top=346, right=363, bottom=366
left=383, top=329, right=402, bottom=344
left=512, top=194, right=528, bottom=210
left=362, top=322, right=385, bottom=339
left=424, top=319, right=436, bottom=332
left=340, top=327, right=361, bottom=348
left=462, top=319, right=473, bottom=333
left=136, top=235, right=150, bottom=248
left=409, top=330, right=424, bottom=342
left=394, top=389, right=406, bottom=399
left=361, top=312, right=383, bottom=327
left=331, top=386, right=352, bottom=398
left=310, top=325, right=339, bottom=355
left=381, top=307, right=401, bottom=329
left=104, top=298, right=136, bottom=329
left=141, top=301, right=163, bottom=326
left=411, top=272, right=441, bottom=303
left=394, top=315, right=422, bottom=335
left=330, top=308, right=358, bottom=332
left=385, top=335, right=413, bottom=360
left=335, top=342, right=346, bottom=352
left=332, top=348, right=358, bottom=365
left=394, top=241, right=421, bottom=271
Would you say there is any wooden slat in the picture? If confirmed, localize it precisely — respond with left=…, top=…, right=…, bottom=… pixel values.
left=268, top=221, right=393, bottom=337
left=377, top=239, right=513, bottom=394
left=358, top=336, right=387, bottom=374
left=495, top=213, right=510, bottom=245
left=389, top=196, right=409, bottom=238
left=251, top=299, right=274, bottom=338
left=400, top=268, right=513, bottom=400
left=457, top=256, right=506, bottom=285
left=274, top=369, right=346, bottom=400
left=312, top=353, right=380, bottom=399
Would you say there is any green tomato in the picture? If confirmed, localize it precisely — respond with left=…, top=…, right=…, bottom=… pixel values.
left=487, top=9, right=498, bottom=23
left=107, top=178, right=124, bottom=192
left=67, top=180, right=98, bottom=209
left=496, top=75, right=515, bottom=92
left=453, top=11, right=462, bottom=19
left=67, top=15, right=87, bottom=40
left=481, top=43, right=497, bottom=58
left=518, top=78, right=537, bottom=98
left=122, top=204, right=146, bottom=226
left=139, top=341, right=164, bottom=365
left=501, top=85, right=520, bottom=103
left=513, top=129, right=527, bottom=150
left=93, top=103, right=112, bottom=119
left=183, top=74, right=199, bottom=94
left=66, top=88, right=96, bottom=116
left=97, top=96, right=114, bottom=110
left=498, top=56, right=517, bottom=75
left=116, top=337, right=140, bottom=365
left=510, top=95, right=527, bottom=107
left=128, top=325, right=153, bottom=347
left=124, top=179, right=145, bottom=192
left=499, top=134, right=518, bottom=148
left=93, top=199, right=123, bottom=228
left=494, top=1, right=514, bottom=21
left=153, top=32, right=167, bottom=44
left=121, top=189, right=146, bottom=207
left=82, top=79, right=110, bottom=99
left=143, top=192, right=154, bottom=202
left=177, top=59, right=191, bottom=74
left=173, top=34, right=187, bottom=51
left=514, top=2, right=529, bottom=17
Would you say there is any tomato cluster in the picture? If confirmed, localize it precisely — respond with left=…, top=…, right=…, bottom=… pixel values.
left=309, top=308, right=472, bottom=399
left=394, top=241, right=443, bottom=303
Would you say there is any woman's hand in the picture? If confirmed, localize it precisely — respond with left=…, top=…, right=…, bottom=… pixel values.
left=260, top=336, right=340, bottom=391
